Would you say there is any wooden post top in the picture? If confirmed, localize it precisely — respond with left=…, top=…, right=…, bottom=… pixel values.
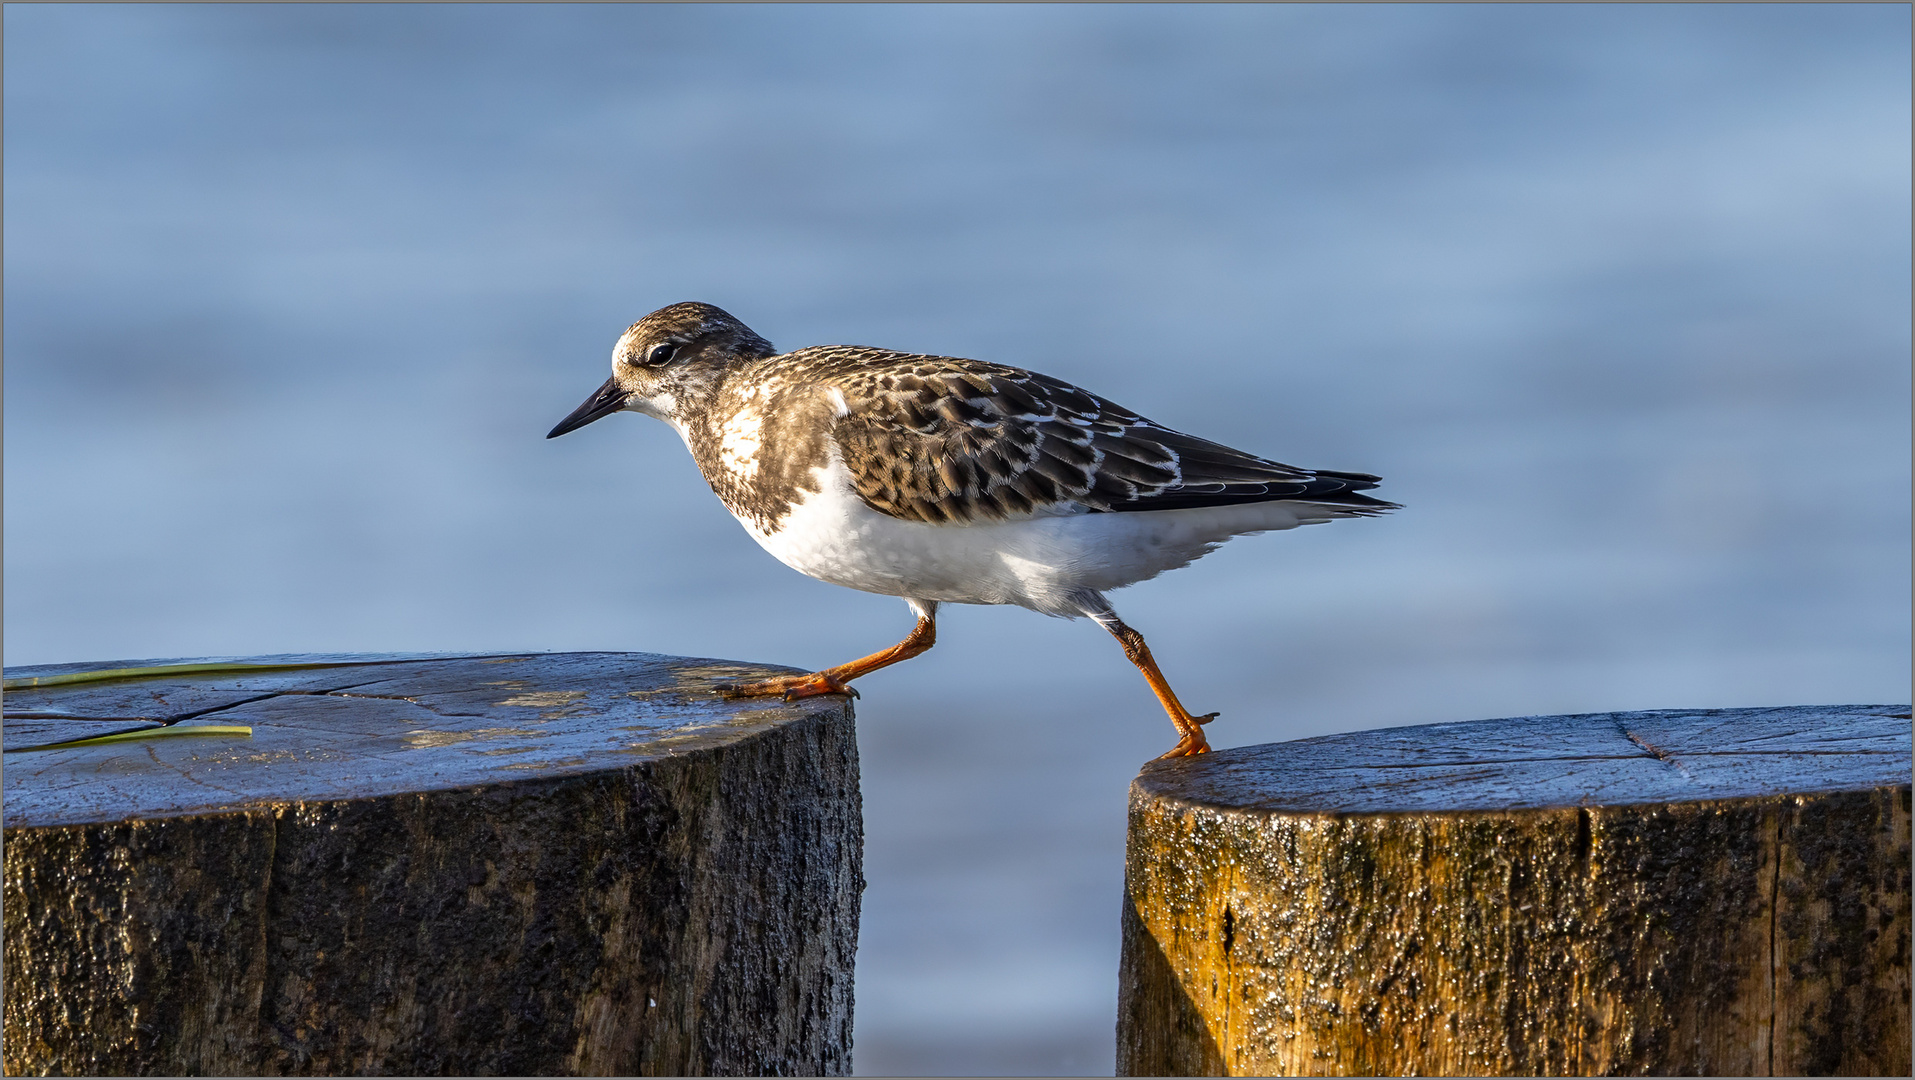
left=1134, top=704, right=1912, bottom=815
left=2, top=652, right=846, bottom=830
left=1119, top=706, right=1913, bottom=1076
left=3, top=652, right=862, bottom=1076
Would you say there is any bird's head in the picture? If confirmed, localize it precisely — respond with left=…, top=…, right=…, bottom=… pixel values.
left=546, top=301, right=775, bottom=438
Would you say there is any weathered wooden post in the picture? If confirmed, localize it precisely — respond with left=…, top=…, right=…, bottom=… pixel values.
left=1118, top=705, right=1912, bottom=1077
left=3, top=652, right=862, bottom=1076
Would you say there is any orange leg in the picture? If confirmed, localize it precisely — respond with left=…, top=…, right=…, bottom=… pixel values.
left=717, top=614, right=937, bottom=702
left=1100, top=617, right=1217, bottom=758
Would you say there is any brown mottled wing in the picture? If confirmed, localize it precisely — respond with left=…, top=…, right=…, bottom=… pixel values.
left=819, top=349, right=1395, bottom=525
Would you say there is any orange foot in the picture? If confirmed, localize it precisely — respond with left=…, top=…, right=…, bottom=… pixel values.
left=714, top=672, right=860, bottom=702
left=1156, top=712, right=1219, bottom=759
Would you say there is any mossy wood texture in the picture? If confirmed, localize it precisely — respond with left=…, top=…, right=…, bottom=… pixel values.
left=1118, top=705, right=1912, bottom=1077
left=3, top=652, right=862, bottom=1077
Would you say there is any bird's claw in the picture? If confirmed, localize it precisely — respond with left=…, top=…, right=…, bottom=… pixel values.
left=785, top=683, right=859, bottom=701
left=1156, top=734, right=1213, bottom=759
left=1153, top=711, right=1219, bottom=759
left=715, top=673, right=859, bottom=701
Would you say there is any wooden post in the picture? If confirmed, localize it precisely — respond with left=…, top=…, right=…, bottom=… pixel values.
left=1117, top=705, right=1912, bottom=1077
left=2, top=652, right=863, bottom=1077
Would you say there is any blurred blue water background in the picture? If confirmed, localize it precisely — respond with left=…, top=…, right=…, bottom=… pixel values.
left=5, top=5, right=1908, bottom=1074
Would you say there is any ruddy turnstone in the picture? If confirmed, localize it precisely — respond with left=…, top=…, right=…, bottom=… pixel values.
left=548, top=302, right=1395, bottom=758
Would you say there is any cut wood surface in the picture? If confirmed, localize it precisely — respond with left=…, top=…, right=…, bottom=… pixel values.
left=1118, top=705, right=1912, bottom=1077
left=3, top=652, right=862, bottom=1077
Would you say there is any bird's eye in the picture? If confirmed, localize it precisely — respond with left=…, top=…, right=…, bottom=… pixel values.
left=646, top=343, right=678, bottom=366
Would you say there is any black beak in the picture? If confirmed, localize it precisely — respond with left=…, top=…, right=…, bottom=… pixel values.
left=547, top=376, right=632, bottom=439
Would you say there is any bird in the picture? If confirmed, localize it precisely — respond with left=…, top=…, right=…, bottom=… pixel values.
left=548, top=302, right=1395, bottom=758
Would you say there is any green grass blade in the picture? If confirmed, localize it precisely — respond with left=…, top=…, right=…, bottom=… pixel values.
left=8, top=724, right=255, bottom=752
left=2, top=661, right=359, bottom=691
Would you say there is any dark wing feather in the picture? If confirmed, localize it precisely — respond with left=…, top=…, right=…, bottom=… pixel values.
left=808, top=346, right=1397, bottom=524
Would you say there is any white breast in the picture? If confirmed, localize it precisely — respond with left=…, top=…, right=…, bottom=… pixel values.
left=731, top=448, right=1329, bottom=618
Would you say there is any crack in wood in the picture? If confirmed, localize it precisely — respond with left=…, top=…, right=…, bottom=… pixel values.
left=3, top=678, right=447, bottom=751
left=1616, top=722, right=1697, bottom=780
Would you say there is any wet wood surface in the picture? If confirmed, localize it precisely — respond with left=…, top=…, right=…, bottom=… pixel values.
left=3, top=652, right=862, bottom=1077
left=1118, top=705, right=1912, bottom=1077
